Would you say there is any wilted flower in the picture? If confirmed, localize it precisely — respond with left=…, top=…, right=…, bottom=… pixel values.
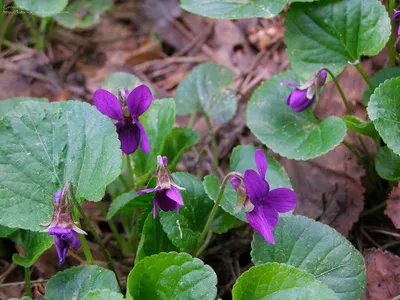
left=230, top=149, right=297, bottom=244
left=393, top=11, right=400, bottom=35
left=93, top=85, right=152, bottom=155
left=41, top=184, right=87, bottom=263
left=138, top=156, right=184, bottom=218
left=281, top=69, right=327, bottom=112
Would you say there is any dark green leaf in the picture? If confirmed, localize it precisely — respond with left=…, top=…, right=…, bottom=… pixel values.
left=363, top=67, right=400, bottom=106
left=0, top=97, right=47, bottom=118
left=106, top=191, right=151, bottom=220
left=375, top=146, right=400, bottom=181
left=0, top=225, right=18, bottom=238
left=84, top=289, right=124, bottom=300
left=342, top=116, right=379, bottom=141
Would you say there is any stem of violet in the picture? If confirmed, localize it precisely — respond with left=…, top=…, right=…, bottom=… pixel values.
left=24, top=267, right=32, bottom=298
left=354, top=63, right=375, bottom=91
left=387, top=0, right=397, bottom=67
left=78, top=230, right=94, bottom=265
left=204, top=114, right=219, bottom=175
left=322, top=68, right=352, bottom=115
left=126, top=154, right=135, bottom=189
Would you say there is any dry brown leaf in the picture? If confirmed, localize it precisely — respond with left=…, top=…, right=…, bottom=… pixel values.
left=384, top=183, right=400, bottom=229
left=363, top=248, right=400, bottom=300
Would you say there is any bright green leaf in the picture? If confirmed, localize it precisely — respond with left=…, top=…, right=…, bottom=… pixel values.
left=106, top=191, right=150, bottom=220
left=0, top=101, right=122, bottom=231
left=54, top=0, right=113, bottom=29
left=84, top=289, right=124, bottom=300
left=375, top=146, right=400, bottom=181
left=232, top=263, right=338, bottom=300
left=251, top=215, right=366, bottom=300
left=101, top=72, right=144, bottom=96
left=161, top=127, right=200, bottom=171
left=247, top=70, right=346, bottom=160
left=285, top=0, right=390, bottom=80
left=14, top=0, right=68, bottom=17
left=0, top=97, right=47, bottom=118
left=174, top=63, right=236, bottom=124
left=127, top=252, right=217, bottom=300
left=45, top=265, right=120, bottom=300
left=363, top=67, right=400, bottom=105
left=10, top=230, right=53, bottom=268
left=342, top=116, right=379, bottom=141
left=368, top=77, right=400, bottom=155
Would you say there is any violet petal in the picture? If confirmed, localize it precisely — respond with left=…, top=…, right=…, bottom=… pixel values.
left=246, top=206, right=275, bottom=244
left=244, top=169, right=269, bottom=205
left=127, top=84, right=152, bottom=117
left=263, top=188, right=297, bottom=213
left=116, top=120, right=141, bottom=155
left=63, top=231, right=81, bottom=251
left=54, top=190, right=62, bottom=205
left=393, top=11, right=400, bottom=19
left=156, top=190, right=180, bottom=212
left=254, top=149, right=268, bottom=179
left=230, top=176, right=241, bottom=191
left=166, top=185, right=184, bottom=206
left=138, top=187, right=157, bottom=195
left=135, top=119, right=150, bottom=153
left=93, top=89, right=123, bottom=120
left=281, top=81, right=299, bottom=88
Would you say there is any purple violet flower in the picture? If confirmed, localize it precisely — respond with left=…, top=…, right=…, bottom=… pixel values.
left=230, top=149, right=297, bottom=244
left=393, top=11, right=400, bottom=35
left=41, top=186, right=87, bottom=263
left=93, top=85, right=152, bottom=155
left=281, top=69, right=327, bottom=112
left=138, top=155, right=184, bottom=218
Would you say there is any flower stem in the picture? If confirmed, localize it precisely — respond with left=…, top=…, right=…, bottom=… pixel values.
left=78, top=229, right=94, bottom=265
left=97, top=202, right=126, bottom=255
left=342, top=140, right=362, bottom=163
left=204, top=115, right=218, bottom=175
left=188, top=111, right=197, bottom=128
left=195, top=230, right=213, bottom=257
left=354, top=63, right=375, bottom=91
left=323, top=68, right=352, bottom=115
left=38, top=17, right=49, bottom=50
left=387, top=0, right=397, bottom=66
left=196, top=172, right=242, bottom=253
left=24, top=267, right=31, bottom=298
left=126, top=154, right=135, bottom=188
left=69, top=189, right=121, bottom=290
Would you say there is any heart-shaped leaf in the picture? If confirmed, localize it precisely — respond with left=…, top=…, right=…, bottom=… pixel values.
left=368, top=77, right=400, bottom=155
left=10, top=230, right=53, bottom=268
left=127, top=252, right=217, bottom=300
left=375, top=146, right=400, bottom=181
left=0, top=101, right=122, bottom=231
left=136, top=212, right=177, bottom=263
left=84, top=289, right=124, bottom=300
left=174, top=63, right=236, bottom=124
left=285, top=0, right=390, bottom=80
left=180, top=0, right=318, bottom=20
left=232, top=263, right=338, bottom=300
left=46, top=265, right=119, bottom=299
left=247, top=70, right=346, bottom=160
left=251, top=214, right=366, bottom=300
left=101, top=72, right=144, bottom=96
left=54, top=0, right=113, bottom=29
left=0, top=97, right=47, bottom=118
left=14, top=0, right=68, bottom=17
left=159, top=173, right=213, bottom=252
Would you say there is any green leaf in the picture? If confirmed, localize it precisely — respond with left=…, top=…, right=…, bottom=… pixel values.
left=127, top=252, right=217, bottom=300
left=160, top=173, right=213, bottom=252
left=362, top=67, right=400, bottom=106
left=180, top=0, right=317, bottom=20
left=136, top=213, right=177, bottom=263
left=174, top=63, right=237, bottom=124
left=341, top=116, right=379, bottom=141
left=106, top=191, right=151, bottom=220
left=232, top=263, right=338, bottom=300
left=368, top=77, right=400, bottom=156
left=375, top=146, right=400, bottom=181
left=211, top=209, right=241, bottom=234
left=251, top=215, right=366, bottom=300
left=0, top=97, right=47, bottom=118
left=54, top=0, right=113, bottom=29
left=14, top=0, right=68, bottom=17
left=0, top=101, right=122, bottom=231
left=101, top=72, right=144, bottom=96
left=132, top=99, right=175, bottom=179
left=247, top=70, right=346, bottom=160
left=285, top=0, right=390, bottom=80
left=9, top=297, right=32, bottom=300
left=161, top=127, right=200, bottom=171
left=45, top=265, right=120, bottom=300
left=0, top=225, right=18, bottom=238
left=84, top=289, right=124, bottom=300
left=10, top=230, right=53, bottom=268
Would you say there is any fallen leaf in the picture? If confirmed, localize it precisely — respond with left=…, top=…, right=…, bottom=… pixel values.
left=385, top=183, right=400, bottom=229
left=363, top=248, right=400, bottom=300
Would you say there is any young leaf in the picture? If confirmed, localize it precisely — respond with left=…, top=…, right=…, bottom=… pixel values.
left=174, top=63, right=237, bottom=124
left=0, top=101, right=122, bottom=231
left=247, top=70, right=346, bottom=160
left=127, top=252, right=217, bottom=300
left=10, top=230, right=53, bottom=268
left=136, top=213, right=177, bottom=263
left=375, top=146, right=400, bottom=181
left=45, top=265, right=120, bottom=300
left=106, top=191, right=150, bottom=220
left=101, top=72, right=144, bottom=96
left=84, top=289, right=124, bottom=300
left=285, top=0, right=390, bottom=80
left=54, top=0, right=113, bottom=29
left=362, top=67, right=400, bottom=105
left=14, top=0, right=68, bottom=17
left=0, top=97, right=47, bottom=118
left=251, top=215, right=366, bottom=300
left=232, top=263, right=338, bottom=300
left=368, top=77, right=400, bottom=156
left=161, top=127, right=200, bottom=171
left=159, top=173, right=214, bottom=252
left=341, top=116, right=379, bottom=141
